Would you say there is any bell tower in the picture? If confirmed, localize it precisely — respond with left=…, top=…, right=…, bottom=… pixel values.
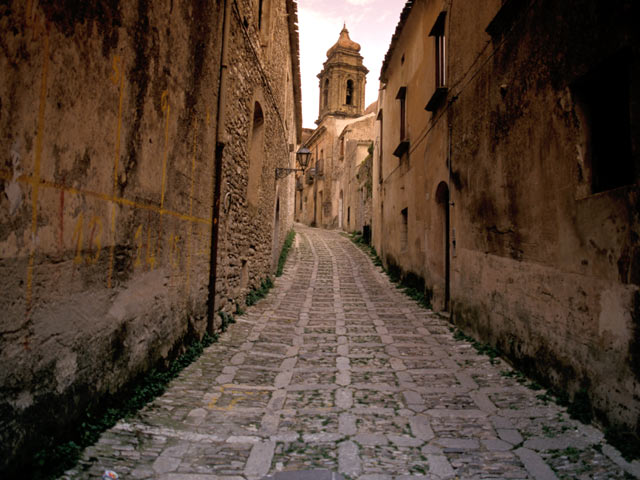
left=317, top=25, right=368, bottom=124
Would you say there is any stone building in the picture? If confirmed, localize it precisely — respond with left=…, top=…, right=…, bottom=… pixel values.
left=374, top=0, right=639, bottom=436
left=0, top=0, right=301, bottom=473
left=295, top=26, right=374, bottom=232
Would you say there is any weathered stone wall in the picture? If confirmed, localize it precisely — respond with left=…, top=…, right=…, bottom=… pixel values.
left=375, top=0, right=639, bottom=434
left=0, top=0, right=300, bottom=472
left=214, top=0, right=298, bottom=310
left=448, top=0, right=640, bottom=433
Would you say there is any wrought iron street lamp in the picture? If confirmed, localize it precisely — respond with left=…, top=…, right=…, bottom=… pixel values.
left=275, top=147, right=311, bottom=179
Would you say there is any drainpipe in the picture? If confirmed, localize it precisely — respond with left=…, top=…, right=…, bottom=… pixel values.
left=207, top=0, right=231, bottom=334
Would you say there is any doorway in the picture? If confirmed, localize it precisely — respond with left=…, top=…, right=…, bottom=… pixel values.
left=435, top=182, right=450, bottom=311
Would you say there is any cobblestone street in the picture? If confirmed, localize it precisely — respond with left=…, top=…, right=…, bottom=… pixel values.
left=64, top=225, right=640, bottom=480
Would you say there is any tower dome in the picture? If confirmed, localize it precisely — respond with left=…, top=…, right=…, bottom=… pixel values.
left=327, top=25, right=361, bottom=57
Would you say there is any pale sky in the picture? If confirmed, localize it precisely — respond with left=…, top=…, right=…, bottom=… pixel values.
left=297, top=0, right=407, bottom=128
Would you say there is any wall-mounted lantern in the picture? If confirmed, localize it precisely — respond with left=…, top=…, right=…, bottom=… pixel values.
left=275, top=147, right=311, bottom=179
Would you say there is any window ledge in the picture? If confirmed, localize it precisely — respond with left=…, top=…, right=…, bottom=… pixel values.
left=425, top=87, right=448, bottom=112
left=393, top=140, right=410, bottom=158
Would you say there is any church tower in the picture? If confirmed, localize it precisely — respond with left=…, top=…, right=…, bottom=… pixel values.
left=317, top=25, right=369, bottom=124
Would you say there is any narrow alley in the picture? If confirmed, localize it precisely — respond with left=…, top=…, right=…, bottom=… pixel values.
left=64, top=225, right=638, bottom=480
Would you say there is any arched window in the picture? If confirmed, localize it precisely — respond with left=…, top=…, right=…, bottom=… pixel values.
left=346, top=79, right=354, bottom=105
left=323, top=79, right=329, bottom=108
left=258, top=0, right=264, bottom=30
left=247, top=102, right=264, bottom=208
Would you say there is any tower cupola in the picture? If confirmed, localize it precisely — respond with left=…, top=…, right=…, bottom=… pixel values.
left=317, top=25, right=368, bottom=124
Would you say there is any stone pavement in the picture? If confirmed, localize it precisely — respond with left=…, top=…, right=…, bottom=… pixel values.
left=63, top=225, right=640, bottom=480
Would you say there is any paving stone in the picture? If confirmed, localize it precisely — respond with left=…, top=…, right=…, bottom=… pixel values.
left=426, top=454, right=455, bottom=478
left=64, top=226, right=631, bottom=480
left=354, top=434, right=389, bottom=446
left=515, top=447, right=559, bottom=480
left=437, top=438, right=480, bottom=451
left=497, top=428, right=524, bottom=445
left=335, top=372, right=351, bottom=386
left=338, top=413, right=357, bottom=436
left=335, top=388, right=353, bottom=409
left=338, top=441, right=361, bottom=477
left=245, top=441, right=276, bottom=479
left=482, top=438, right=513, bottom=451
left=153, top=455, right=181, bottom=474
left=409, top=415, right=435, bottom=441
left=336, top=357, right=350, bottom=370
left=387, top=435, right=423, bottom=447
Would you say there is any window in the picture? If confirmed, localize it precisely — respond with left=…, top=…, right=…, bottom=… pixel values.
left=401, top=208, right=408, bottom=251
left=258, top=0, right=264, bottom=30
left=426, top=12, right=448, bottom=112
left=431, top=12, right=446, bottom=88
left=397, top=86, right=406, bottom=140
left=572, top=50, right=634, bottom=193
left=323, top=79, right=329, bottom=108
left=347, top=207, right=351, bottom=225
left=346, top=79, right=354, bottom=105
left=394, top=87, right=410, bottom=158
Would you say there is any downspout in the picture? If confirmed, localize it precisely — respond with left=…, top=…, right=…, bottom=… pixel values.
left=207, top=0, right=231, bottom=334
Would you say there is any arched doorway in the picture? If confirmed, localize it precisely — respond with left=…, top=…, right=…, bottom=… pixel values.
left=247, top=102, right=264, bottom=209
left=338, top=190, right=344, bottom=229
left=435, top=181, right=450, bottom=311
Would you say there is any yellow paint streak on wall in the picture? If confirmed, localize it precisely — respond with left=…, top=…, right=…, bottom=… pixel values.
left=0, top=170, right=212, bottom=228
left=160, top=90, right=170, bottom=209
left=25, top=31, right=49, bottom=315
left=108, top=55, right=125, bottom=288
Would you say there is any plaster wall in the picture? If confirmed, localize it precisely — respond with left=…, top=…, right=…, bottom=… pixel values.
left=447, top=0, right=640, bottom=431
left=375, top=0, right=640, bottom=433
left=375, top=0, right=449, bottom=305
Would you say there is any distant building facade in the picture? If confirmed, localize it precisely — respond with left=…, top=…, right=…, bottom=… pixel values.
left=374, top=0, right=639, bottom=435
left=0, top=0, right=301, bottom=473
left=296, top=26, right=374, bottom=233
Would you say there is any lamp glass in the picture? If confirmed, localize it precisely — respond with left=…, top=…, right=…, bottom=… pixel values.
left=296, top=147, right=311, bottom=169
